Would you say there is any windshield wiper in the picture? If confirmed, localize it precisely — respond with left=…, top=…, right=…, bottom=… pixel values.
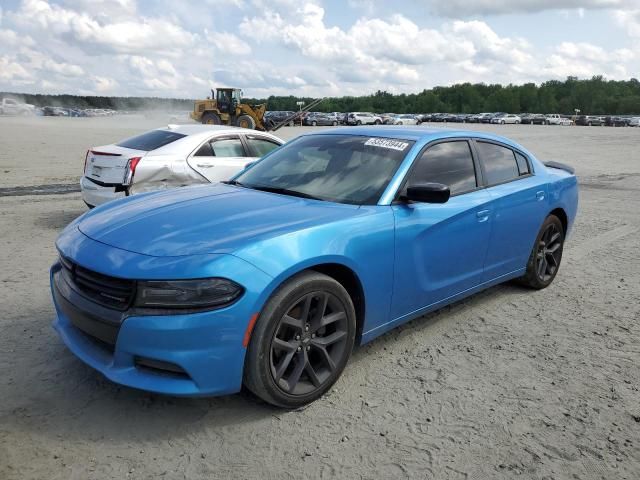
left=249, top=185, right=323, bottom=201
left=221, top=180, right=245, bottom=187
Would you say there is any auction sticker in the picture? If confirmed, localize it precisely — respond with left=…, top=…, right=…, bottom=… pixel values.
left=364, top=138, right=409, bottom=151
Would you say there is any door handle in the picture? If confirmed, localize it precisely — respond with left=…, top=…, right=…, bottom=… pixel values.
left=536, top=190, right=545, bottom=201
left=476, top=209, right=490, bottom=222
left=196, top=164, right=213, bottom=168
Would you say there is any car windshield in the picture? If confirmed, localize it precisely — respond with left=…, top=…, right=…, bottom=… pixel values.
left=233, top=134, right=414, bottom=205
left=117, top=130, right=186, bottom=151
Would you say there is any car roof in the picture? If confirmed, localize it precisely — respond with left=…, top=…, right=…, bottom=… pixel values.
left=308, top=126, right=528, bottom=151
left=159, top=124, right=250, bottom=135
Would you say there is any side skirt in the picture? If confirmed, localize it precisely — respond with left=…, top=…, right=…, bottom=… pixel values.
left=360, top=268, right=525, bottom=344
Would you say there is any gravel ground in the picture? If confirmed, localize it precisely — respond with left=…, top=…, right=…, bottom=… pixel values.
left=1, top=116, right=639, bottom=479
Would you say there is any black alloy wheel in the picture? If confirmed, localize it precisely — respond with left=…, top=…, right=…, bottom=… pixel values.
left=244, top=271, right=356, bottom=408
left=270, top=292, right=348, bottom=395
left=534, top=222, right=562, bottom=283
left=518, top=214, right=565, bottom=289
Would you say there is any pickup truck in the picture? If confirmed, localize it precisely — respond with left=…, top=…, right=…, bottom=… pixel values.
left=545, top=114, right=573, bottom=126
left=0, top=98, right=36, bottom=116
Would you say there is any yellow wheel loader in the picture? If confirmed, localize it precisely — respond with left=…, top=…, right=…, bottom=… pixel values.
left=190, top=88, right=268, bottom=130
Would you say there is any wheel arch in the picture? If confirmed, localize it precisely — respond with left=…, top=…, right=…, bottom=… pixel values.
left=254, top=259, right=367, bottom=345
left=549, top=207, right=568, bottom=234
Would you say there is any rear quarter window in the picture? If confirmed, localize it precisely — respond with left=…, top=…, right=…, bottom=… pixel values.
left=117, top=130, right=186, bottom=151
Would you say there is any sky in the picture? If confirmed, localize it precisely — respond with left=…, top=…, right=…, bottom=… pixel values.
left=0, top=0, right=639, bottom=98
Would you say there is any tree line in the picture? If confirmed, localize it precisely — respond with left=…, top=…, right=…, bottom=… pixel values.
left=4, top=76, right=640, bottom=115
left=253, top=77, right=640, bottom=115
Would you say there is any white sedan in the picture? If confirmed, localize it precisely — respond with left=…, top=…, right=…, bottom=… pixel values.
left=491, top=114, right=521, bottom=124
left=81, top=125, right=284, bottom=207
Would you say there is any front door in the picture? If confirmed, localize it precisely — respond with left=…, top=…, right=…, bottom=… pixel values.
left=391, top=140, right=493, bottom=319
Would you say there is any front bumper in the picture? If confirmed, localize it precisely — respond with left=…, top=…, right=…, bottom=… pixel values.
left=50, top=235, right=274, bottom=396
left=80, top=176, right=126, bottom=207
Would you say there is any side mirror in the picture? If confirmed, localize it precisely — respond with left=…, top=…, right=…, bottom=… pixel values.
left=403, top=183, right=450, bottom=204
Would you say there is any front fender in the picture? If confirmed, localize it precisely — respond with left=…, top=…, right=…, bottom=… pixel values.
left=234, top=206, right=396, bottom=340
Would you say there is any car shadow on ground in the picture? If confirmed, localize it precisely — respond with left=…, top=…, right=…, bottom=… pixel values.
left=3, top=281, right=527, bottom=443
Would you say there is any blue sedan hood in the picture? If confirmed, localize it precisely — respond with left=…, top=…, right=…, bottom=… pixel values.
left=77, top=184, right=362, bottom=257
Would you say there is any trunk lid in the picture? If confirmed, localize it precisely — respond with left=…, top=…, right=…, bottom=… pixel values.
left=84, top=145, right=146, bottom=185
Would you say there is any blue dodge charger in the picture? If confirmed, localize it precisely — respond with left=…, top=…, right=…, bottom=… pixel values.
left=51, top=127, right=578, bottom=407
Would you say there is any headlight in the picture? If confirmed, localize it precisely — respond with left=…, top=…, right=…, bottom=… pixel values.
left=135, top=278, right=243, bottom=309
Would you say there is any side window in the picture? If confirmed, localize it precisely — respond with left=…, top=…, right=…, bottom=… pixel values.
left=210, top=137, right=244, bottom=157
left=477, top=142, right=521, bottom=185
left=194, top=142, right=213, bottom=157
left=246, top=137, right=280, bottom=157
left=407, top=141, right=477, bottom=195
left=515, top=152, right=530, bottom=176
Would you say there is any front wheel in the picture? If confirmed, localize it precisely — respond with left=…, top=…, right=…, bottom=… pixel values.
left=202, top=112, right=221, bottom=125
left=244, top=271, right=356, bottom=408
left=518, top=215, right=565, bottom=289
left=356, top=120, right=362, bottom=125
left=332, top=121, right=337, bottom=126
left=236, top=114, right=256, bottom=130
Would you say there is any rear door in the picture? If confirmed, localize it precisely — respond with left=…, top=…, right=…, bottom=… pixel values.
left=187, top=135, right=249, bottom=183
left=85, top=145, right=146, bottom=185
left=474, top=140, right=548, bottom=281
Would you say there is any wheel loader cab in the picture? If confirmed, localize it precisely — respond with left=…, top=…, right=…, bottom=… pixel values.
left=216, top=89, right=232, bottom=114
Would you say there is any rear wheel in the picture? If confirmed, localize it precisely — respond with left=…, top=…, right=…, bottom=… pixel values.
left=356, top=120, right=362, bottom=125
left=311, top=121, right=317, bottom=126
left=236, top=114, right=256, bottom=130
left=518, top=215, right=565, bottom=289
left=202, top=112, right=221, bottom=125
left=244, top=271, right=356, bottom=408
left=332, top=121, right=337, bottom=126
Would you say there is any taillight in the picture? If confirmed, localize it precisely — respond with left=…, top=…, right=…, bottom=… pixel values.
left=122, top=157, right=142, bottom=186
left=83, top=150, right=89, bottom=174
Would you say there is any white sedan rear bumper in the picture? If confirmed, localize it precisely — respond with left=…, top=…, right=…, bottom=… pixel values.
left=80, top=176, right=126, bottom=207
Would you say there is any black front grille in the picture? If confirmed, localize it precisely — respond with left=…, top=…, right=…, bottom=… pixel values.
left=59, top=256, right=135, bottom=310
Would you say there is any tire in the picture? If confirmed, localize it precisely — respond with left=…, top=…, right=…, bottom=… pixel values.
left=332, top=121, right=337, bottom=126
left=244, top=271, right=356, bottom=408
left=202, top=112, right=221, bottom=125
left=515, top=120, right=521, bottom=124
left=356, top=120, right=362, bottom=125
left=311, top=121, right=317, bottom=126
left=374, top=120, right=381, bottom=125
left=545, top=121, right=550, bottom=125
left=236, top=114, right=256, bottom=130
left=501, top=120, right=505, bottom=124
left=518, top=215, right=565, bottom=289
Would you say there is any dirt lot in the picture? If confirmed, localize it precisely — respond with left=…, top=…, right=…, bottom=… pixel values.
left=1, top=116, right=639, bottom=480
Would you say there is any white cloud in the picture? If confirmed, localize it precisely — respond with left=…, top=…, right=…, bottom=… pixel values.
left=205, top=30, right=252, bottom=55
left=0, top=55, right=33, bottom=83
left=614, top=9, right=640, bottom=37
left=11, top=0, right=197, bottom=56
left=425, top=0, right=636, bottom=17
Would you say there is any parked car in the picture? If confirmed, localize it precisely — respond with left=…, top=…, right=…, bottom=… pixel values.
left=0, top=97, right=36, bottom=115
left=80, top=125, right=284, bottom=207
left=42, top=106, right=69, bottom=116
left=575, top=115, right=604, bottom=126
left=491, top=113, right=521, bottom=124
left=604, top=116, right=629, bottom=127
left=521, top=113, right=546, bottom=125
left=394, top=114, right=419, bottom=125
left=345, top=112, right=382, bottom=125
left=483, top=113, right=504, bottom=123
left=265, top=111, right=297, bottom=127
left=52, top=126, right=578, bottom=407
left=628, top=117, right=640, bottom=127
left=303, top=113, right=339, bottom=126
left=545, top=114, right=573, bottom=126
